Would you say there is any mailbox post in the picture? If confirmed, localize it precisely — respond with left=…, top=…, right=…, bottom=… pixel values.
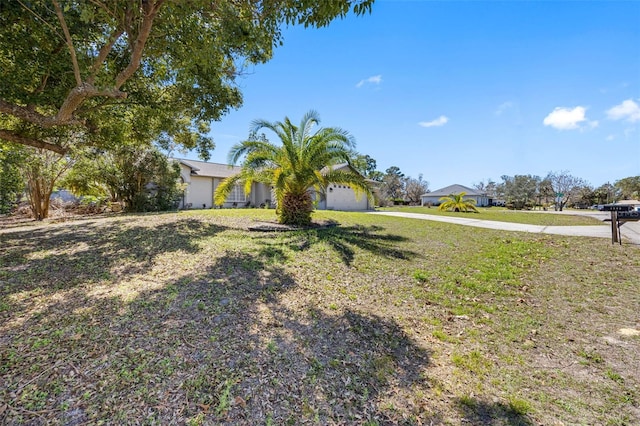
left=602, top=204, right=638, bottom=244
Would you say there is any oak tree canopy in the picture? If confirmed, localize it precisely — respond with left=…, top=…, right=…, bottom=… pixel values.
left=0, top=1, right=374, bottom=156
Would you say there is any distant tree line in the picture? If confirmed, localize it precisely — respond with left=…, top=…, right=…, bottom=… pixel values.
left=349, top=153, right=429, bottom=206
left=474, top=173, right=640, bottom=211
left=350, top=151, right=640, bottom=211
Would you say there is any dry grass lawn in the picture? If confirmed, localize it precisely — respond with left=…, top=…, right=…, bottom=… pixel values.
left=1, top=209, right=638, bottom=425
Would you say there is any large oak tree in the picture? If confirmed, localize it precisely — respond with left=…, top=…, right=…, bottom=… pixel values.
left=0, top=1, right=374, bottom=155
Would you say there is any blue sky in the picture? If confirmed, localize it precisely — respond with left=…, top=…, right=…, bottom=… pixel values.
left=185, top=0, right=640, bottom=191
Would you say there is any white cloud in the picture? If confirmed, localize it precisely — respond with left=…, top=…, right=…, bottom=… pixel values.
left=418, top=115, right=449, bottom=128
left=606, top=99, right=640, bottom=122
left=543, top=106, right=589, bottom=130
left=356, top=75, right=382, bottom=88
left=495, top=101, right=514, bottom=116
left=606, top=134, right=615, bottom=141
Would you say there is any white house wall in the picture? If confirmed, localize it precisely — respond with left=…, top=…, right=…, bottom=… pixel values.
left=251, top=183, right=271, bottom=207
left=187, top=176, right=214, bottom=209
left=325, top=185, right=369, bottom=211
left=421, top=196, right=441, bottom=206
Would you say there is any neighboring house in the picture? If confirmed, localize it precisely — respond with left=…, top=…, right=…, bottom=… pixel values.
left=175, top=159, right=271, bottom=209
left=175, top=159, right=376, bottom=211
left=312, top=163, right=377, bottom=211
left=421, top=184, right=490, bottom=207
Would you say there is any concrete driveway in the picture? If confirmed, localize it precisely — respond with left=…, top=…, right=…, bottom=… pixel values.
left=368, top=210, right=640, bottom=245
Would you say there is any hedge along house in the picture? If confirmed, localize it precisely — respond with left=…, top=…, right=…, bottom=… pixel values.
left=421, top=184, right=491, bottom=207
left=175, top=159, right=272, bottom=209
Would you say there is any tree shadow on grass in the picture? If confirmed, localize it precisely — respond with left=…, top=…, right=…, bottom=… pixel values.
left=152, top=249, right=435, bottom=424
left=1, top=240, right=436, bottom=424
left=0, top=217, right=227, bottom=328
left=259, top=223, right=419, bottom=266
left=455, top=396, right=534, bottom=426
left=0, top=217, right=225, bottom=294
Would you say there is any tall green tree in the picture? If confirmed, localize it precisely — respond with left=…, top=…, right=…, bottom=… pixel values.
left=572, top=184, right=596, bottom=208
left=215, top=110, right=372, bottom=226
left=351, top=153, right=383, bottom=181
left=0, top=142, right=26, bottom=214
left=593, top=182, right=618, bottom=204
left=437, top=192, right=478, bottom=213
left=537, top=177, right=555, bottom=208
left=0, top=1, right=374, bottom=155
left=381, top=166, right=406, bottom=203
left=614, top=176, right=640, bottom=200
left=499, top=174, right=540, bottom=209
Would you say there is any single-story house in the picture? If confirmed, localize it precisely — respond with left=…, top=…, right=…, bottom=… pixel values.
left=421, top=184, right=490, bottom=207
left=175, top=159, right=271, bottom=209
left=175, top=159, right=376, bottom=211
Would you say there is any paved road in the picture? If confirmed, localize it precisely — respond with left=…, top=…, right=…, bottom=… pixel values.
left=368, top=211, right=640, bottom=245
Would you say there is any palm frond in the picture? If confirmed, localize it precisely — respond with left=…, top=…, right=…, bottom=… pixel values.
left=299, top=110, right=320, bottom=144
left=227, top=139, right=278, bottom=165
left=213, top=173, right=242, bottom=205
left=438, top=192, right=478, bottom=212
left=221, top=110, right=368, bottom=224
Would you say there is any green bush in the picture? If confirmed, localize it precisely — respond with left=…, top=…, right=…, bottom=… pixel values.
left=65, top=146, right=181, bottom=213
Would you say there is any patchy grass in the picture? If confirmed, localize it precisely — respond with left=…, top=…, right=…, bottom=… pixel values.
left=1, top=209, right=639, bottom=424
left=380, top=206, right=603, bottom=226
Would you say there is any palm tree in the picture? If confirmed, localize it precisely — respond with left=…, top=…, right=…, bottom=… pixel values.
left=214, top=110, right=372, bottom=226
left=438, top=192, right=478, bottom=213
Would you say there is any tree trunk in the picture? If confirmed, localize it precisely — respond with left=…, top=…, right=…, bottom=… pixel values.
left=27, top=176, right=52, bottom=220
left=23, top=149, right=70, bottom=220
left=279, top=191, right=313, bottom=226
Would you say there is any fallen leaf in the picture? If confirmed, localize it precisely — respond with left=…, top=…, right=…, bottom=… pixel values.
left=234, top=396, right=246, bottom=408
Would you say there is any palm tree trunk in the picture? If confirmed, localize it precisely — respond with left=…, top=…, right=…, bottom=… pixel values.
left=279, top=191, right=313, bottom=226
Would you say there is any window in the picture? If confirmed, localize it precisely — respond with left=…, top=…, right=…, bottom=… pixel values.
left=227, top=183, right=248, bottom=203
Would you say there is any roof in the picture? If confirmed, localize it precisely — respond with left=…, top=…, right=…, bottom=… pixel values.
left=320, top=163, right=370, bottom=179
left=317, top=163, right=380, bottom=189
left=177, top=159, right=374, bottom=182
left=421, top=184, right=486, bottom=198
left=174, top=158, right=242, bottom=178
left=615, top=199, right=640, bottom=205
left=320, top=163, right=352, bottom=174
